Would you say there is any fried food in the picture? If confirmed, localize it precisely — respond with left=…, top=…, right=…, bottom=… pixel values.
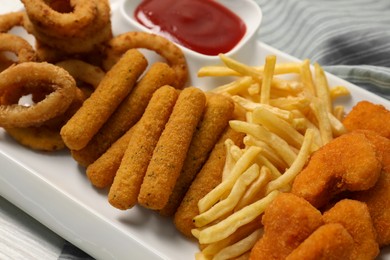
left=322, top=199, right=379, bottom=259
left=249, top=192, right=323, bottom=260
left=291, top=131, right=382, bottom=208
left=55, top=59, right=105, bottom=89
left=350, top=130, right=390, bottom=247
left=22, top=0, right=112, bottom=55
left=343, top=101, right=390, bottom=139
left=138, top=87, right=206, bottom=210
left=72, top=62, right=175, bottom=166
left=0, top=11, right=24, bottom=33
left=4, top=125, right=65, bottom=151
left=285, top=223, right=354, bottom=260
left=160, top=93, right=235, bottom=216
left=103, top=31, right=188, bottom=89
left=86, top=124, right=136, bottom=188
left=174, top=127, right=245, bottom=238
left=22, top=0, right=96, bottom=36
left=108, top=86, right=179, bottom=210
left=0, top=33, right=36, bottom=64
left=60, top=49, right=147, bottom=151
left=0, top=62, right=76, bottom=128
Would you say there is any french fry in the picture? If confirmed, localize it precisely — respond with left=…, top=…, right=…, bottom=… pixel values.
left=193, top=164, right=260, bottom=227
left=328, top=112, right=347, bottom=137
left=232, top=95, right=293, bottom=122
left=310, top=98, right=333, bottom=145
left=260, top=55, right=276, bottom=104
left=265, top=129, right=315, bottom=193
left=229, top=120, right=297, bottom=166
left=198, top=62, right=301, bottom=78
left=213, top=229, right=263, bottom=260
left=200, top=216, right=262, bottom=257
left=219, top=54, right=262, bottom=79
left=252, top=106, right=305, bottom=149
left=210, top=76, right=253, bottom=96
left=243, top=135, right=288, bottom=171
left=330, top=85, right=350, bottom=99
left=300, top=59, right=316, bottom=95
left=194, top=190, right=280, bottom=244
left=197, top=146, right=262, bottom=213
left=314, top=63, right=332, bottom=113
left=235, top=166, right=273, bottom=210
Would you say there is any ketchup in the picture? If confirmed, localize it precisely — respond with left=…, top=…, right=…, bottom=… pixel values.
left=134, top=0, right=246, bottom=56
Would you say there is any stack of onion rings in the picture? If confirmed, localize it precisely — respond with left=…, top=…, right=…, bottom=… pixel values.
left=22, top=0, right=112, bottom=56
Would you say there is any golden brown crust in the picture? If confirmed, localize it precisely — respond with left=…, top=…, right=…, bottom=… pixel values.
left=138, top=87, right=206, bottom=210
left=108, top=86, right=179, bottom=210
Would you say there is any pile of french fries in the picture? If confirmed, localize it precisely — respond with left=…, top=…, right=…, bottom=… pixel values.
left=191, top=54, right=351, bottom=260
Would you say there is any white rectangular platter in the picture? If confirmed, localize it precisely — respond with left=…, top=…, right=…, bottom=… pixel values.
left=1, top=1, right=390, bottom=259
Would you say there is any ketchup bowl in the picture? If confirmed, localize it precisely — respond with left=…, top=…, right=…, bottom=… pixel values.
left=116, top=0, right=262, bottom=88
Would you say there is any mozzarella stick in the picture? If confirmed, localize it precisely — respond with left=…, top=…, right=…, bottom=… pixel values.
left=108, top=86, right=178, bottom=210
left=86, top=123, right=137, bottom=188
left=71, top=62, right=175, bottom=166
left=160, top=93, right=235, bottom=216
left=60, top=49, right=147, bottom=151
left=138, top=87, right=206, bottom=210
left=174, top=127, right=245, bottom=238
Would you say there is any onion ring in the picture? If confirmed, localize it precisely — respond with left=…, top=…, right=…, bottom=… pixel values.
left=21, top=0, right=97, bottom=38
left=5, top=126, right=66, bottom=151
left=103, top=31, right=188, bottom=89
left=56, top=59, right=105, bottom=88
left=0, top=33, right=36, bottom=63
left=24, top=14, right=112, bottom=54
left=0, top=11, right=24, bottom=33
left=0, top=62, right=76, bottom=128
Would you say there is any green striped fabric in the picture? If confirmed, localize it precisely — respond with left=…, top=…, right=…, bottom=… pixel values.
left=255, top=0, right=390, bottom=99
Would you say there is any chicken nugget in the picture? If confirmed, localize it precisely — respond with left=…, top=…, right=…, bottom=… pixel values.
left=86, top=123, right=137, bottom=188
left=285, top=223, right=354, bottom=260
left=138, top=87, right=206, bottom=210
left=323, top=199, right=379, bottom=259
left=249, top=193, right=323, bottom=260
left=350, top=130, right=390, bottom=247
left=174, top=127, right=245, bottom=238
left=108, top=86, right=178, bottom=210
left=291, top=131, right=382, bottom=208
left=60, top=49, right=147, bottom=151
left=72, top=62, right=175, bottom=166
left=160, top=93, right=235, bottom=216
left=343, top=101, right=390, bottom=139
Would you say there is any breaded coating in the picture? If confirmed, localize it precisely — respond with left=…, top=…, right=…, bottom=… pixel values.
left=323, top=199, right=379, bottom=259
left=291, top=131, right=382, bottom=208
left=72, top=62, right=175, bottom=166
left=351, top=130, right=390, bottom=247
left=86, top=123, right=136, bottom=188
left=173, top=127, right=245, bottom=238
left=343, top=101, right=390, bottom=139
left=249, top=193, right=323, bottom=260
left=160, top=93, right=235, bottom=216
left=138, top=87, right=206, bottom=210
left=60, top=49, right=147, bottom=151
left=285, top=223, right=354, bottom=260
left=108, top=86, right=178, bottom=210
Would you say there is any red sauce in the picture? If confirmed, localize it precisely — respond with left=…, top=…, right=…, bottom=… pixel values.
left=134, top=0, right=246, bottom=56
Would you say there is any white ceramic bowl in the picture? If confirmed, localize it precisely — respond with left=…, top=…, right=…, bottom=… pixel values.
left=113, top=0, right=262, bottom=87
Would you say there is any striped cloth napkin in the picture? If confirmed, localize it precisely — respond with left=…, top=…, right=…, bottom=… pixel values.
left=256, top=0, right=390, bottom=99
